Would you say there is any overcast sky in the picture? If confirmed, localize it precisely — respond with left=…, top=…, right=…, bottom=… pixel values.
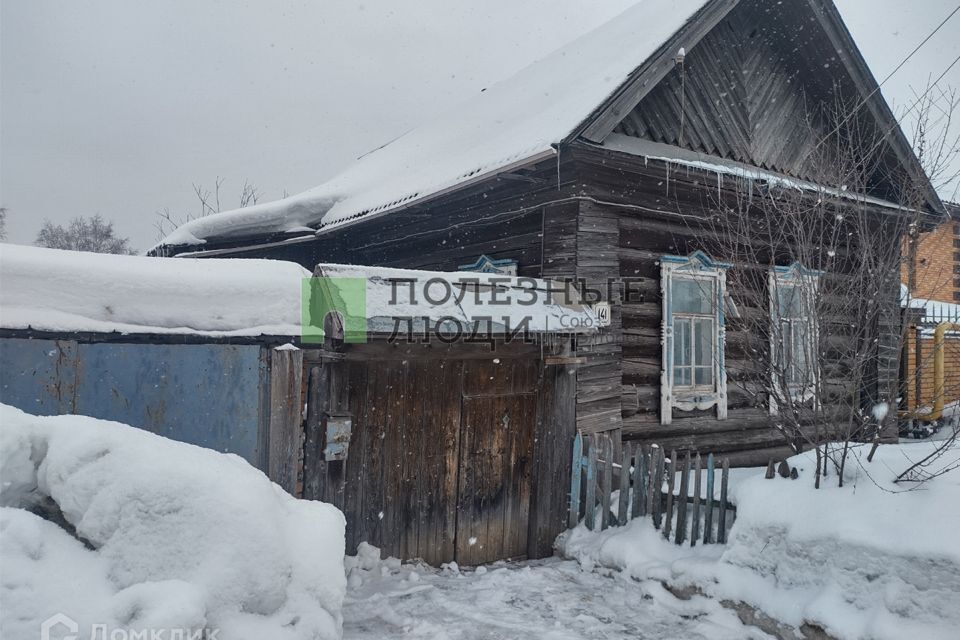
left=2, top=0, right=958, bottom=252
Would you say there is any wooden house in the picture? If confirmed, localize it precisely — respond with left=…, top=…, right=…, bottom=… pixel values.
left=154, top=0, right=947, bottom=465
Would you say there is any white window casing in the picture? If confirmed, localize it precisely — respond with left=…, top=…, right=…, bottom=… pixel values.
left=768, top=263, right=822, bottom=415
left=660, top=251, right=731, bottom=425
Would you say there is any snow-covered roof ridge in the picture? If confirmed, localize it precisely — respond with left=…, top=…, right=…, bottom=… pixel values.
left=156, top=0, right=711, bottom=249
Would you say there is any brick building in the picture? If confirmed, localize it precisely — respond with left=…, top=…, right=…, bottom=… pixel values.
left=902, top=202, right=960, bottom=414
left=904, top=202, right=960, bottom=304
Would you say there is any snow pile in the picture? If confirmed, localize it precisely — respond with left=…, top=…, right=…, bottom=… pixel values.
left=719, top=443, right=960, bottom=640
left=0, top=243, right=310, bottom=336
left=0, top=404, right=346, bottom=640
left=157, top=0, right=711, bottom=247
left=558, top=443, right=960, bottom=640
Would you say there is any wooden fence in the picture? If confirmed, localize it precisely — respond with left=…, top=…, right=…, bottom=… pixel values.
left=568, top=433, right=735, bottom=546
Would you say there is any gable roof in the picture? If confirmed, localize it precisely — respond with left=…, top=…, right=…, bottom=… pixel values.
left=157, top=0, right=942, bottom=253
left=156, top=0, right=715, bottom=250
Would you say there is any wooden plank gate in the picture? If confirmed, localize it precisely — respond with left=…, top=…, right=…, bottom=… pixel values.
left=300, top=340, right=576, bottom=566
left=569, top=432, right=736, bottom=546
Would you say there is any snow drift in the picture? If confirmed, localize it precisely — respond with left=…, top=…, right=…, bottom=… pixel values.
left=0, top=404, right=346, bottom=640
left=558, top=443, right=960, bottom=640
left=718, top=443, right=960, bottom=640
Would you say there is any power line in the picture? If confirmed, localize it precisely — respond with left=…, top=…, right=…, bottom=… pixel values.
left=862, top=51, right=960, bottom=160
left=812, top=4, right=960, bottom=153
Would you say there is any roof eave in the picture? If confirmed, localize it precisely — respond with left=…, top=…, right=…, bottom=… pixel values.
left=566, top=0, right=740, bottom=145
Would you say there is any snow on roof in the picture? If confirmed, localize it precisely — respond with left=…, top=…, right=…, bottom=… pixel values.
left=603, top=135, right=908, bottom=210
left=157, top=0, right=710, bottom=249
left=0, top=245, right=598, bottom=338
left=0, top=244, right=311, bottom=337
left=312, top=263, right=600, bottom=336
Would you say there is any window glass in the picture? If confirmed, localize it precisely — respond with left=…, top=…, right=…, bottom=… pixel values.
left=694, top=366, right=712, bottom=387
left=674, top=278, right=713, bottom=314
left=790, top=322, right=809, bottom=384
left=772, top=267, right=818, bottom=402
left=673, top=317, right=714, bottom=388
left=694, top=318, right=712, bottom=367
left=777, top=284, right=802, bottom=317
left=677, top=320, right=689, bottom=364
left=674, top=319, right=691, bottom=385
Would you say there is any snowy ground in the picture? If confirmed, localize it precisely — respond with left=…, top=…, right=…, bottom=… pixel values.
left=560, top=441, right=960, bottom=640
left=342, top=544, right=765, bottom=640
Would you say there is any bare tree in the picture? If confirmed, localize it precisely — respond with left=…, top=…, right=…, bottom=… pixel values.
left=154, top=177, right=261, bottom=243
left=35, top=214, right=134, bottom=255
left=0, top=207, right=7, bottom=241
left=693, top=88, right=958, bottom=488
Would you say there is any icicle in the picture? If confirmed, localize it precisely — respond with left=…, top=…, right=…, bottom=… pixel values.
left=665, top=161, right=670, bottom=195
left=717, top=172, right=722, bottom=201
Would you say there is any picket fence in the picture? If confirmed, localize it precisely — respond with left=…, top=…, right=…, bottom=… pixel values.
left=569, top=433, right=736, bottom=546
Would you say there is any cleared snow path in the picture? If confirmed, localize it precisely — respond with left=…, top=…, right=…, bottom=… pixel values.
left=343, top=553, right=765, bottom=639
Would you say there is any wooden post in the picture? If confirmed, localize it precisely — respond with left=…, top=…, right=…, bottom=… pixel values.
left=718, top=458, right=730, bottom=544
left=675, top=453, right=690, bottom=545
left=585, top=437, right=597, bottom=531
left=704, top=453, right=715, bottom=544
left=600, top=436, right=613, bottom=531
left=569, top=433, right=583, bottom=529
left=618, top=444, right=631, bottom=526
left=650, top=446, right=664, bottom=529
left=302, top=365, right=325, bottom=500
left=663, top=451, right=676, bottom=540
left=632, top=445, right=646, bottom=518
left=691, top=453, right=702, bottom=547
left=267, top=346, right=304, bottom=496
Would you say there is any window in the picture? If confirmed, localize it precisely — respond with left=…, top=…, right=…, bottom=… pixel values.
left=660, top=251, right=730, bottom=425
left=672, top=279, right=716, bottom=389
left=769, top=264, right=820, bottom=413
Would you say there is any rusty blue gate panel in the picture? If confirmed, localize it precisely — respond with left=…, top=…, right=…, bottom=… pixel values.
left=0, top=338, right=79, bottom=415
left=0, top=338, right=265, bottom=465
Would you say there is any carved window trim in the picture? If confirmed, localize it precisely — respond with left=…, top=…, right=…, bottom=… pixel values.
left=660, top=251, right=730, bottom=425
left=768, top=263, right=822, bottom=415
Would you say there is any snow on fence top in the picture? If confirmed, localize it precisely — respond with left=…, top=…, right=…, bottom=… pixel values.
left=156, top=0, right=710, bottom=249
left=0, top=245, right=599, bottom=338
left=0, top=244, right=310, bottom=337
left=312, top=263, right=601, bottom=337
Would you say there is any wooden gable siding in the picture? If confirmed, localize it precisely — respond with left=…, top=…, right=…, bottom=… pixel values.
left=613, top=0, right=839, bottom=183
left=615, top=0, right=909, bottom=199
left=571, top=143, right=899, bottom=465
